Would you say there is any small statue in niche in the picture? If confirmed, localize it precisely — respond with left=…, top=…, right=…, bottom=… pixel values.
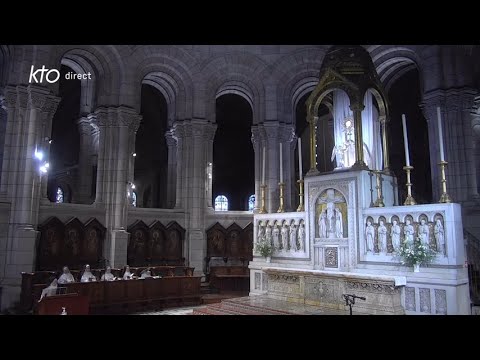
left=365, top=220, right=375, bottom=253
left=434, top=219, right=445, bottom=255
left=273, top=223, right=281, bottom=250
left=404, top=219, right=414, bottom=242
left=297, top=222, right=305, bottom=252
left=418, top=219, right=430, bottom=247
left=377, top=220, right=387, bottom=253
left=289, top=223, right=297, bottom=251
left=391, top=220, right=401, bottom=250
left=257, top=223, right=265, bottom=243
left=281, top=222, right=289, bottom=251
left=265, top=224, right=273, bottom=246
left=318, top=212, right=327, bottom=238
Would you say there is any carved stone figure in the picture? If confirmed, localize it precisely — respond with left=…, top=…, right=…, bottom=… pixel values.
left=391, top=220, right=401, bottom=250
left=289, top=224, right=297, bottom=251
left=265, top=225, right=273, bottom=246
left=297, top=223, right=305, bottom=252
left=257, top=223, right=265, bottom=243
left=273, top=224, right=281, bottom=250
left=365, top=220, right=375, bottom=253
left=281, top=223, right=289, bottom=250
left=418, top=219, right=430, bottom=247
left=404, top=219, right=414, bottom=242
left=434, top=219, right=445, bottom=255
left=318, top=212, right=327, bottom=238
left=378, top=220, right=387, bottom=252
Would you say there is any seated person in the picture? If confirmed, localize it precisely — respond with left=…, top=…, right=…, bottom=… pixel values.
left=140, top=268, right=152, bottom=279
left=39, top=278, right=58, bottom=302
left=80, top=264, right=97, bottom=282
left=57, top=266, right=76, bottom=284
left=122, top=265, right=133, bottom=280
left=101, top=266, right=116, bottom=281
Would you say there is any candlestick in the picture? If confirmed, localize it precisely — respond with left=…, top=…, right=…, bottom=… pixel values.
left=298, top=138, right=303, bottom=180
left=262, top=146, right=266, bottom=184
left=259, top=184, right=267, bottom=213
left=437, top=107, right=445, bottom=162
left=373, top=170, right=385, bottom=207
left=279, top=143, right=283, bottom=183
left=277, top=182, right=285, bottom=213
left=403, top=166, right=416, bottom=205
left=401, top=114, right=411, bottom=167
left=438, top=161, right=452, bottom=203
left=296, top=179, right=304, bottom=212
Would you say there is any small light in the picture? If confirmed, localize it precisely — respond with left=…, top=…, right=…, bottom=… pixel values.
left=132, top=153, right=137, bottom=157
left=345, top=120, right=352, bottom=128
left=39, top=166, right=48, bottom=174
left=48, top=139, right=53, bottom=144
left=45, top=162, right=50, bottom=168
left=34, top=150, right=44, bottom=161
left=127, top=191, right=130, bottom=196
left=131, top=184, right=136, bottom=189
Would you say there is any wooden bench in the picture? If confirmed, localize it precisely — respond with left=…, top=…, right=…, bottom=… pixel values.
left=37, top=293, right=90, bottom=315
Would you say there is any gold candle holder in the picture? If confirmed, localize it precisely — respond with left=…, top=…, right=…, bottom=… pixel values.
left=259, top=184, right=268, bottom=213
left=439, top=161, right=452, bottom=203
left=403, top=166, right=417, bottom=206
left=277, top=182, right=285, bottom=213
left=296, top=179, right=305, bottom=212
left=373, top=171, right=385, bottom=207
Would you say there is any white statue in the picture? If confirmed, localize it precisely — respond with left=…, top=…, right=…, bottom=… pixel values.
left=101, top=266, right=115, bottom=281
left=378, top=220, right=387, bottom=252
left=391, top=220, right=401, bottom=250
left=434, top=219, right=445, bottom=255
left=265, top=225, right=273, bottom=246
left=39, top=278, right=58, bottom=302
left=365, top=220, right=375, bottom=253
left=281, top=223, right=289, bottom=251
left=273, top=224, right=281, bottom=250
left=331, top=145, right=345, bottom=169
left=123, top=265, right=133, bottom=280
left=81, top=264, right=97, bottom=282
left=418, top=219, right=430, bottom=247
left=318, top=212, right=327, bottom=238
left=404, top=219, right=414, bottom=242
left=58, top=266, right=75, bottom=284
left=257, top=223, right=265, bottom=243
left=297, top=223, right=305, bottom=252
left=289, top=224, right=297, bottom=251
left=335, top=208, right=343, bottom=238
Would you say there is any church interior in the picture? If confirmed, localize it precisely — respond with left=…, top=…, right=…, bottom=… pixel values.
left=0, top=44, right=479, bottom=315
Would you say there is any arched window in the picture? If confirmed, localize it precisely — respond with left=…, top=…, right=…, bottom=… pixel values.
left=248, top=194, right=255, bottom=211
left=132, top=191, right=137, bottom=207
left=214, top=195, right=228, bottom=211
left=56, top=187, right=64, bottom=203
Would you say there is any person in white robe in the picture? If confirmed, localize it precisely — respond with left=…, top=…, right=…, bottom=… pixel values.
left=39, top=278, right=58, bottom=302
left=123, top=265, right=133, bottom=280
left=101, top=266, right=116, bottom=281
left=57, top=266, right=76, bottom=284
left=80, top=264, right=97, bottom=282
left=140, top=268, right=152, bottom=279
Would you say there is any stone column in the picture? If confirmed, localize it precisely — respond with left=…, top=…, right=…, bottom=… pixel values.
left=92, top=106, right=142, bottom=268
left=307, top=115, right=319, bottom=175
left=0, top=85, right=59, bottom=310
left=251, top=125, right=263, bottom=212
left=379, top=115, right=391, bottom=173
left=264, top=122, right=280, bottom=213
left=472, top=96, right=480, bottom=196
left=203, top=123, right=216, bottom=209
left=172, top=122, right=185, bottom=210
left=75, top=116, right=95, bottom=204
left=350, top=103, right=368, bottom=170
left=0, top=97, right=7, bottom=186
left=280, top=125, right=296, bottom=212
left=165, top=130, right=177, bottom=209
left=421, top=88, right=479, bottom=203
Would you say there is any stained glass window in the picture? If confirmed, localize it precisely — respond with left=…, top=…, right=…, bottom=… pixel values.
left=214, top=195, right=228, bottom=211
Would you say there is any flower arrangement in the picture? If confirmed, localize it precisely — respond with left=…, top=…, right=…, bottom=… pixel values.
left=255, top=236, right=275, bottom=258
left=395, top=236, right=436, bottom=267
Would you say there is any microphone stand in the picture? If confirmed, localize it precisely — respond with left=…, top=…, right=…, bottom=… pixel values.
left=342, top=294, right=366, bottom=315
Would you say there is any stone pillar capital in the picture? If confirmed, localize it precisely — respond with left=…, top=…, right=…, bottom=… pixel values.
left=349, top=103, right=365, bottom=112
left=93, top=106, right=142, bottom=131
left=27, top=86, right=50, bottom=111
left=165, top=129, right=177, bottom=147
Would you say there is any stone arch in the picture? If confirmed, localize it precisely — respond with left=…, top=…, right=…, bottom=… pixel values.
left=132, top=49, right=195, bottom=123
left=197, top=52, right=267, bottom=124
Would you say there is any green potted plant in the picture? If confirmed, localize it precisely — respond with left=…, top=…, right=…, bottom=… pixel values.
left=395, top=236, right=436, bottom=272
left=255, top=236, right=275, bottom=262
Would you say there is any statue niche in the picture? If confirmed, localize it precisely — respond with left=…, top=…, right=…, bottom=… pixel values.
left=316, top=188, right=347, bottom=239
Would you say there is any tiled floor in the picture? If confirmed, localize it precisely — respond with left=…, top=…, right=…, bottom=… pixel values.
left=134, top=306, right=200, bottom=315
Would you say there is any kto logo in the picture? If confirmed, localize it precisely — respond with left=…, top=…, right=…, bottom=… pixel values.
left=29, top=65, right=60, bottom=84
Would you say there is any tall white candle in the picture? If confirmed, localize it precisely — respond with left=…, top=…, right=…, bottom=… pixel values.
left=437, top=106, right=445, bottom=162
left=298, top=137, right=303, bottom=180
left=262, top=147, right=266, bottom=184
left=401, top=114, right=411, bottom=167
left=279, top=143, right=283, bottom=183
